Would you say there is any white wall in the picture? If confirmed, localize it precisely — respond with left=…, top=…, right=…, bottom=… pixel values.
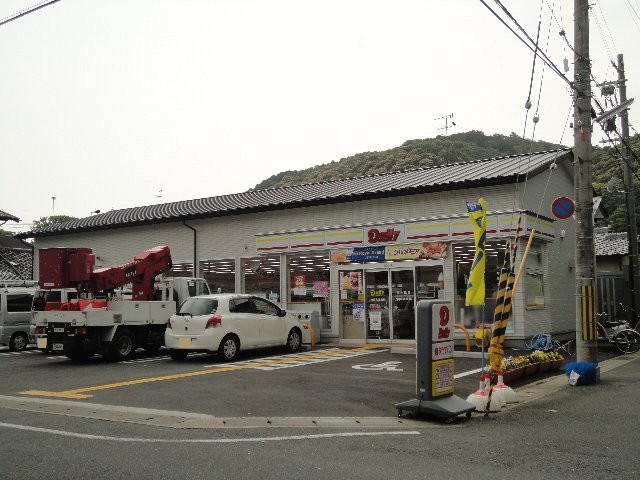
left=33, top=165, right=576, bottom=343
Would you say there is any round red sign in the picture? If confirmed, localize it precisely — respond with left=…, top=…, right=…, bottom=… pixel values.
left=551, top=196, right=575, bottom=219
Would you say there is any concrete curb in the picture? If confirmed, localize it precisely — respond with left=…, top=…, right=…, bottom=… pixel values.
left=504, top=351, right=640, bottom=410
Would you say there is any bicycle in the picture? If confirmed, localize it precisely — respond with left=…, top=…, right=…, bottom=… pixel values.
left=595, top=312, right=640, bottom=354
left=617, top=303, right=640, bottom=333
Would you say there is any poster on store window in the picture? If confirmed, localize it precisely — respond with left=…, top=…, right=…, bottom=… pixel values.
left=369, top=310, right=382, bottom=330
left=352, top=303, right=364, bottom=322
left=293, top=274, right=307, bottom=296
left=339, top=271, right=363, bottom=301
left=313, top=281, right=329, bottom=298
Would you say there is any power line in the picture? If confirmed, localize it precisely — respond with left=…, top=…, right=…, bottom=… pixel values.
left=0, top=0, right=61, bottom=28
left=623, top=0, right=640, bottom=32
left=478, top=0, right=571, bottom=88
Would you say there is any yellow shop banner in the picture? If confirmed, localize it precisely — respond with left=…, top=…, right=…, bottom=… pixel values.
left=385, top=242, right=447, bottom=261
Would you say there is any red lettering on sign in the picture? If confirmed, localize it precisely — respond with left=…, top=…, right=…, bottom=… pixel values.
left=438, top=327, right=450, bottom=339
left=367, top=228, right=400, bottom=243
left=439, top=305, right=449, bottom=326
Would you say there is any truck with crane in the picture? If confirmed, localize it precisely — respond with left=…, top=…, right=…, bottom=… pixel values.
left=31, top=246, right=210, bottom=361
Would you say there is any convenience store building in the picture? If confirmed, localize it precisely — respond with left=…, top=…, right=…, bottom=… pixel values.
left=24, top=149, right=577, bottom=347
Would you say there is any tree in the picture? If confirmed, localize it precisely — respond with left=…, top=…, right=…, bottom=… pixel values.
left=0, top=228, right=14, bottom=236
left=31, top=215, right=77, bottom=233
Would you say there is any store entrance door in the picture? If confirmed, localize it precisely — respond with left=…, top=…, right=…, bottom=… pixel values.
left=365, top=270, right=390, bottom=341
left=390, top=269, right=416, bottom=340
left=365, top=269, right=416, bottom=342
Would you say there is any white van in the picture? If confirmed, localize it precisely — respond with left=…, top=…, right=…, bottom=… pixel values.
left=0, top=282, right=37, bottom=351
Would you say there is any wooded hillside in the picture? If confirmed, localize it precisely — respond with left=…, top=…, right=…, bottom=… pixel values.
left=252, top=130, right=639, bottom=233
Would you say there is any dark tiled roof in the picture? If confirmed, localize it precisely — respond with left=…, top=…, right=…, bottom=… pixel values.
left=0, top=237, right=31, bottom=249
left=22, top=149, right=571, bottom=238
left=0, top=240, right=33, bottom=280
left=0, top=209, right=20, bottom=222
left=594, top=228, right=630, bottom=256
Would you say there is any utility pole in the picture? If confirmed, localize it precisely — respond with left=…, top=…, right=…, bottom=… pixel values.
left=617, top=54, right=640, bottom=323
left=573, top=0, right=598, bottom=367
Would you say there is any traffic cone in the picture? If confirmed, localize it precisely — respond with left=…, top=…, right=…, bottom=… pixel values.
left=483, top=373, right=505, bottom=412
left=491, top=371, right=518, bottom=404
left=466, top=375, right=489, bottom=411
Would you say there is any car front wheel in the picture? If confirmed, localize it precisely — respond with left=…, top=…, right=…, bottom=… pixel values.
left=286, top=328, right=302, bottom=353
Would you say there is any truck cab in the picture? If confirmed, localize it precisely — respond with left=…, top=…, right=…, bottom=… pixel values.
left=154, top=277, right=211, bottom=305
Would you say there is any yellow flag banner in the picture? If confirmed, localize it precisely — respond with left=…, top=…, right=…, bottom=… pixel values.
left=465, top=198, right=486, bottom=306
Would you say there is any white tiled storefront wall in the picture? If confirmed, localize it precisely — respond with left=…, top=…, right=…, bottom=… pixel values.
left=33, top=178, right=576, bottom=343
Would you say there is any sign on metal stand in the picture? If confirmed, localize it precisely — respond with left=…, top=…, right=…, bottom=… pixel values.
left=396, top=300, right=475, bottom=420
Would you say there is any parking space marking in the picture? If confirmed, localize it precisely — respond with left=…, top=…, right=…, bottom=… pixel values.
left=205, top=348, right=385, bottom=370
left=20, top=346, right=384, bottom=400
left=352, top=361, right=404, bottom=372
left=0, top=421, right=420, bottom=443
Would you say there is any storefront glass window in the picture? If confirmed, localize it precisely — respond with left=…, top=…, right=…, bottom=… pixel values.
left=169, top=262, right=194, bottom=277
left=366, top=270, right=391, bottom=340
left=415, top=266, right=445, bottom=302
left=199, top=259, right=236, bottom=293
left=339, top=270, right=365, bottom=339
left=525, top=271, right=545, bottom=308
left=243, top=256, right=281, bottom=304
left=287, top=253, right=331, bottom=329
left=453, top=240, right=506, bottom=329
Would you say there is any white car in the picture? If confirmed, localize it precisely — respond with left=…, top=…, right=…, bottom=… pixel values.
left=165, top=294, right=303, bottom=361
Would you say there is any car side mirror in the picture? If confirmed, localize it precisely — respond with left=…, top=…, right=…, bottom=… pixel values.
left=278, top=309, right=287, bottom=317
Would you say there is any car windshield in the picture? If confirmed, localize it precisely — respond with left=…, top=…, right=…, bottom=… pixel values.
left=178, top=297, right=218, bottom=316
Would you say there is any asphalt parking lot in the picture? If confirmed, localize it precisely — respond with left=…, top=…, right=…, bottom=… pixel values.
left=0, top=344, right=489, bottom=420
left=0, top=341, right=625, bottom=425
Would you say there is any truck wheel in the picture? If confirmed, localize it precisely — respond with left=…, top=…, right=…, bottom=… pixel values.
left=109, top=329, right=136, bottom=361
left=169, top=349, right=188, bottom=361
left=218, top=335, right=239, bottom=361
left=9, top=332, right=29, bottom=352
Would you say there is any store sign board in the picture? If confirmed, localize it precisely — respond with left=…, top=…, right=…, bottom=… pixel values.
left=331, top=243, right=447, bottom=263
left=430, top=302, right=454, bottom=397
left=331, top=246, right=385, bottom=263
left=432, top=341, right=454, bottom=360
left=431, top=359, right=455, bottom=396
left=386, top=242, right=447, bottom=260
left=364, top=225, right=405, bottom=245
left=431, top=303, right=453, bottom=341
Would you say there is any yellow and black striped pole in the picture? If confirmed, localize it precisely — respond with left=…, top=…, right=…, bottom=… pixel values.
left=488, top=215, right=521, bottom=373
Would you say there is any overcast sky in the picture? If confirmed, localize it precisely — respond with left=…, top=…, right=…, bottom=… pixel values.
left=1, top=0, right=638, bottom=231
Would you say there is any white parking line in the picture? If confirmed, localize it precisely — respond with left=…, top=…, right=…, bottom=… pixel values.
left=202, top=348, right=386, bottom=370
left=0, top=421, right=420, bottom=443
left=454, top=367, right=484, bottom=379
